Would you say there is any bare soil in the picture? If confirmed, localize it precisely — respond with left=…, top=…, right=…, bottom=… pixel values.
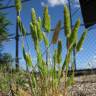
left=68, top=75, right=96, bottom=96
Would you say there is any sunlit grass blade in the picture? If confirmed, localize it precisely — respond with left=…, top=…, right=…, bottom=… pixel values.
left=30, top=22, right=38, bottom=43
left=76, top=29, right=87, bottom=52
left=69, top=19, right=80, bottom=49
left=31, top=8, right=37, bottom=25
left=15, top=0, right=21, bottom=13
left=42, top=32, right=49, bottom=47
left=22, top=44, right=32, bottom=67
left=64, top=5, right=71, bottom=38
left=52, top=20, right=61, bottom=44
left=37, top=17, right=43, bottom=41
left=57, top=40, right=62, bottom=64
left=61, top=47, right=72, bottom=77
left=17, top=16, right=26, bottom=36
left=42, top=5, right=51, bottom=32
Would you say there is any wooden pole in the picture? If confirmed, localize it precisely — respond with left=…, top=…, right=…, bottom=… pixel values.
left=15, top=11, right=19, bottom=70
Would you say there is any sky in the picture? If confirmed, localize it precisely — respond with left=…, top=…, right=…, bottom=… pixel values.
left=1, top=0, right=96, bottom=69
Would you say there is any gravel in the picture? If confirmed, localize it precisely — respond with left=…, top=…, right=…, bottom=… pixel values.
left=68, top=75, right=96, bottom=96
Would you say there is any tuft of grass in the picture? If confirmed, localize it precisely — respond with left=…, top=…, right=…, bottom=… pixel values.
left=0, top=2, right=87, bottom=96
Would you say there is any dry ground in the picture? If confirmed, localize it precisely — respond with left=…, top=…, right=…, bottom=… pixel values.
left=68, top=75, right=96, bottom=96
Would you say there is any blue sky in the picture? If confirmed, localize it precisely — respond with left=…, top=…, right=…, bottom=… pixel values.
left=1, top=0, right=96, bottom=69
